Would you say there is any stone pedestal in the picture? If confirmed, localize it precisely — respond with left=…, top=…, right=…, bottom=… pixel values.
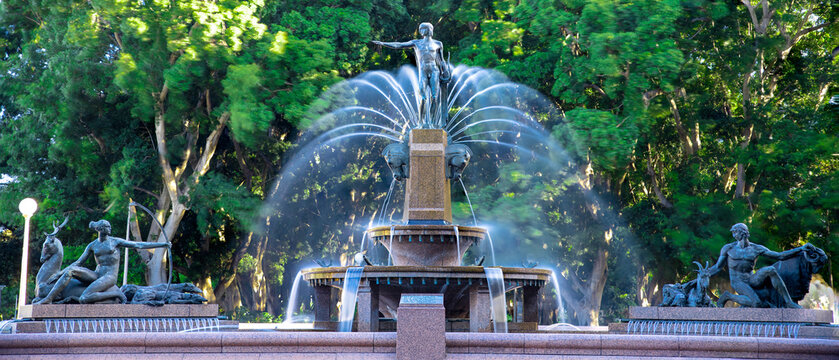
left=469, top=285, right=492, bottom=332
left=397, top=293, right=445, bottom=360
left=14, top=304, right=222, bottom=333
left=356, top=282, right=379, bottom=332
left=404, top=129, right=451, bottom=223
left=523, top=286, right=539, bottom=323
left=314, top=286, right=333, bottom=323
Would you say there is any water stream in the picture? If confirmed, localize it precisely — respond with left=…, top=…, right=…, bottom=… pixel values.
left=378, top=178, right=397, bottom=225
left=459, top=178, right=478, bottom=226
left=485, top=232, right=497, bottom=267
left=484, top=267, right=508, bottom=333
left=388, top=226, right=395, bottom=266
left=625, top=319, right=801, bottom=338
left=283, top=270, right=305, bottom=323
left=42, top=317, right=221, bottom=333
left=338, top=267, right=364, bottom=332
left=454, top=225, right=461, bottom=266
left=548, top=270, right=567, bottom=323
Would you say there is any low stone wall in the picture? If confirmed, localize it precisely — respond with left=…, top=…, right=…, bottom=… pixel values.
left=447, top=333, right=839, bottom=359
left=0, top=332, right=395, bottom=359
left=2, top=331, right=838, bottom=359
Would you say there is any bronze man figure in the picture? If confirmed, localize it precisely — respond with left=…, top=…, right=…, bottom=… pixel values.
left=373, top=22, right=451, bottom=127
left=708, top=223, right=813, bottom=308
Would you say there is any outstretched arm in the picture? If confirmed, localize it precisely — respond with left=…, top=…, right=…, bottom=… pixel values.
left=115, top=237, right=171, bottom=250
left=372, top=40, right=415, bottom=49
left=70, top=242, right=93, bottom=268
left=759, top=243, right=809, bottom=261
left=706, top=244, right=730, bottom=277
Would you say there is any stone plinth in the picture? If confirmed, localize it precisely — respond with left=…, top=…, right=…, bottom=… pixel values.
left=14, top=304, right=222, bottom=333
left=404, top=129, right=451, bottom=223
left=397, top=294, right=445, bottom=360
left=18, top=304, right=218, bottom=319
left=627, top=306, right=834, bottom=323
left=469, top=286, right=491, bottom=333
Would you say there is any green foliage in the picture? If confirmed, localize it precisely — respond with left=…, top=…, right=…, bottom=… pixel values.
left=227, top=305, right=282, bottom=323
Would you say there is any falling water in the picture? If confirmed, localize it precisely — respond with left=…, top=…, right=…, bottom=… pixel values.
left=283, top=270, right=305, bottom=323
left=388, top=225, right=395, bottom=266
left=548, top=270, right=567, bottom=324
left=483, top=267, right=508, bottom=333
left=358, top=232, right=369, bottom=258
left=454, top=225, right=461, bottom=266
left=338, top=267, right=364, bottom=332
left=459, top=178, right=478, bottom=226
left=485, top=232, right=497, bottom=267
left=626, top=319, right=800, bottom=338
left=379, top=178, right=397, bottom=225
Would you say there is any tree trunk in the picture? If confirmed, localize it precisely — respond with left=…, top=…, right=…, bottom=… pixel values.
left=147, top=203, right=186, bottom=285
left=734, top=124, right=753, bottom=198
left=195, top=274, right=216, bottom=303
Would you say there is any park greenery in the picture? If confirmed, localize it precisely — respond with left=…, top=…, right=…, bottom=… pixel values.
left=0, top=0, right=836, bottom=324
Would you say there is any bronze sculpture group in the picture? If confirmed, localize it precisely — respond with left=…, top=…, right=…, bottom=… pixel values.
left=33, top=218, right=206, bottom=306
left=661, top=223, right=827, bottom=308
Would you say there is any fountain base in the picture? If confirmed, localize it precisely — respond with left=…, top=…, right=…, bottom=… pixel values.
left=302, top=266, right=549, bottom=332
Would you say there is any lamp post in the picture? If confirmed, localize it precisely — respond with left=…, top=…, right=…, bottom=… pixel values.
left=16, top=198, right=37, bottom=319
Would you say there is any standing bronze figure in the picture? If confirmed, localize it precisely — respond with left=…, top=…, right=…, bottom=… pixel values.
left=373, top=22, right=451, bottom=127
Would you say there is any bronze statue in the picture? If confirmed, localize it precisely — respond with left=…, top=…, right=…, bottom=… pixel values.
left=660, top=261, right=713, bottom=307
left=33, top=218, right=88, bottom=304
left=445, top=144, right=472, bottom=181
left=373, top=22, right=451, bottom=127
left=121, top=283, right=206, bottom=306
left=708, top=223, right=814, bottom=308
left=383, top=142, right=410, bottom=181
left=35, top=219, right=170, bottom=304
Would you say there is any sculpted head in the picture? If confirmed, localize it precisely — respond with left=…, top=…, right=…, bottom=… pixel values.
left=419, top=22, right=433, bottom=37
left=730, top=223, right=749, bottom=242
left=383, top=142, right=410, bottom=181
left=89, top=219, right=112, bottom=235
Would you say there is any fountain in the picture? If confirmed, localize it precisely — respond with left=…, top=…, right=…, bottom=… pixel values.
left=297, top=23, right=552, bottom=333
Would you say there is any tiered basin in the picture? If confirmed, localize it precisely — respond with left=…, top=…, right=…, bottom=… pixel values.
left=366, top=225, right=487, bottom=266
left=302, top=265, right=550, bottom=321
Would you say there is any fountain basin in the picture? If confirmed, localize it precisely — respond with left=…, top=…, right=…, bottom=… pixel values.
left=366, top=225, right=487, bottom=266
left=302, top=265, right=549, bottom=331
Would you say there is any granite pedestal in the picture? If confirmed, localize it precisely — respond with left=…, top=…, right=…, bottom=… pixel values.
left=396, top=294, right=445, bottom=360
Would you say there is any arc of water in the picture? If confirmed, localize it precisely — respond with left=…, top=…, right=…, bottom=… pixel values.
left=326, top=120, right=405, bottom=137
left=451, top=129, right=522, bottom=143
left=446, top=68, right=510, bottom=115
left=446, top=67, right=486, bottom=106
left=348, top=80, right=413, bottom=127
left=447, top=105, right=531, bottom=134
left=322, top=132, right=402, bottom=144
left=445, top=84, right=528, bottom=130
left=449, top=118, right=541, bottom=140
left=365, top=72, right=420, bottom=122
